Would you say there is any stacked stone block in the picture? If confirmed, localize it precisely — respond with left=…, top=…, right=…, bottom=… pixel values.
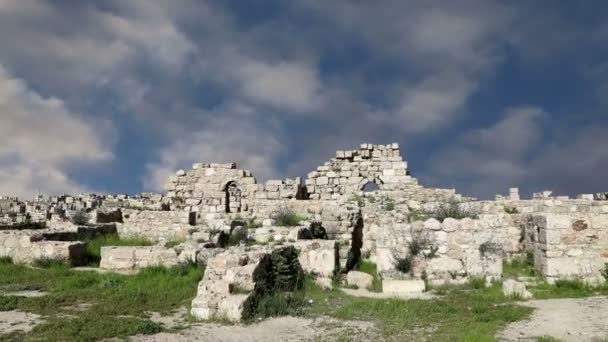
left=164, top=162, right=301, bottom=215
left=528, top=213, right=608, bottom=283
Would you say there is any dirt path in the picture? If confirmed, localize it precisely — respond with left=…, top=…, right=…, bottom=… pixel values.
left=131, top=316, right=379, bottom=342
left=0, top=310, right=43, bottom=334
left=499, top=296, right=608, bottom=341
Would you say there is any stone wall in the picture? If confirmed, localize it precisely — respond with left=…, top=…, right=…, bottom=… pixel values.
left=117, top=209, right=194, bottom=241
left=374, top=215, right=517, bottom=284
left=0, top=230, right=86, bottom=265
left=304, top=143, right=460, bottom=202
left=99, top=246, right=179, bottom=271
left=164, top=163, right=302, bottom=215
left=527, top=213, right=608, bottom=283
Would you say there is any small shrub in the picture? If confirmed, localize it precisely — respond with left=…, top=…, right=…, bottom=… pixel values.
left=226, top=227, right=249, bottom=247
left=71, top=210, right=91, bottom=226
left=271, top=246, right=304, bottom=291
left=601, top=263, right=608, bottom=281
left=479, top=241, right=503, bottom=257
left=382, top=196, right=396, bottom=211
left=408, top=236, right=438, bottom=259
left=0, top=256, right=13, bottom=264
left=408, top=209, right=430, bottom=223
left=393, top=253, right=413, bottom=275
left=310, top=221, right=328, bottom=239
left=246, top=218, right=263, bottom=229
left=350, top=194, right=365, bottom=207
left=504, top=206, right=519, bottom=214
left=431, top=202, right=479, bottom=222
left=164, top=238, right=186, bottom=249
left=272, top=207, right=303, bottom=227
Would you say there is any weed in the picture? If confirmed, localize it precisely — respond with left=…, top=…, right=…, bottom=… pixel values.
left=71, top=209, right=91, bottom=225
left=392, top=253, right=413, bottom=275
left=350, top=194, right=365, bottom=207
left=601, top=263, right=608, bottom=281
left=164, top=238, right=186, bottom=249
left=504, top=206, right=519, bottom=214
left=272, top=207, right=304, bottom=227
left=382, top=196, right=396, bottom=211
left=479, top=241, right=503, bottom=257
left=503, top=253, right=536, bottom=277
left=0, top=256, right=12, bottom=264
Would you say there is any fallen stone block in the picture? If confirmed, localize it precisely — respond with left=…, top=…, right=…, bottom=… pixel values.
left=382, top=279, right=426, bottom=295
left=502, top=279, right=533, bottom=299
left=346, top=271, right=373, bottom=289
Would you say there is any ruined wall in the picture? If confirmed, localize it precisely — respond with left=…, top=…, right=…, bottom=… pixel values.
left=117, top=209, right=194, bottom=241
left=304, top=143, right=460, bottom=202
left=164, top=163, right=301, bottom=215
left=527, top=213, right=608, bottom=283
left=373, top=215, right=519, bottom=284
left=0, top=230, right=86, bottom=264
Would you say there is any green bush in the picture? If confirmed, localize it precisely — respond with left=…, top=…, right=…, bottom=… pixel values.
left=272, top=207, right=304, bottom=227
left=601, top=263, right=608, bottom=281
left=0, top=256, right=12, bottom=264
left=431, top=202, right=479, bottom=222
left=71, top=210, right=91, bottom=226
left=392, top=253, right=413, bottom=275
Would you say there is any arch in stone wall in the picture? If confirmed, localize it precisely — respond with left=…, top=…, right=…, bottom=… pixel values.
left=223, top=181, right=242, bottom=213
left=359, top=178, right=382, bottom=192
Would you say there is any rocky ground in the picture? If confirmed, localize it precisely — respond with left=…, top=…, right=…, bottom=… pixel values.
left=499, top=296, right=608, bottom=341
left=130, top=316, right=379, bottom=342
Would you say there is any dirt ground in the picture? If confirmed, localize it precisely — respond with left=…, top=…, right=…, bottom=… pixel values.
left=132, top=315, right=379, bottom=342
left=0, top=310, right=43, bottom=334
left=498, top=296, right=608, bottom=341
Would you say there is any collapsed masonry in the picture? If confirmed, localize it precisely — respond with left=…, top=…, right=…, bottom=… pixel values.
left=1, top=143, right=608, bottom=321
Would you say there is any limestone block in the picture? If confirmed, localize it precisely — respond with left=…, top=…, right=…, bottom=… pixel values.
left=316, top=177, right=329, bottom=185
left=218, top=295, right=250, bottom=322
left=424, top=218, right=441, bottom=230
left=176, top=170, right=186, bottom=176
left=294, top=240, right=338, bottom=277
left=346, top=271, right=373, bottom=289
left=382, top=279, right=425, bottom=294
left=442, top=218, right=461, bottom=232
left=502, top=279, right=533, bottom=299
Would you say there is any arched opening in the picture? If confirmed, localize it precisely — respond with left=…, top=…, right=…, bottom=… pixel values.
left=361, top=181, right=380, bottom=192
left=224, top=181, right=242, bottom=213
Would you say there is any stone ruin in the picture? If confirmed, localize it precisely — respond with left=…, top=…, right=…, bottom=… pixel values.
left=1, top=143, right=608, bottom=321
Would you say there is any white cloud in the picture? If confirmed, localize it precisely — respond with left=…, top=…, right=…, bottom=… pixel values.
left=143, top=104, right=285, bottom=191
left=237, top=60, right=324, bottom=112
left=0, top=65, right=114, bottom=197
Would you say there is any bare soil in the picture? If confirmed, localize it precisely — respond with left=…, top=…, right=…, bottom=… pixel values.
left=499, top=296, right=608, bottom=341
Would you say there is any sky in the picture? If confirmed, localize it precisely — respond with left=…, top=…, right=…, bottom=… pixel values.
left=0, top=0, right=607, bottom=200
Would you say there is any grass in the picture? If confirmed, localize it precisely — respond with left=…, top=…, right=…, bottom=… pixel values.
left=304, top=279, right=532, bottom=341
left=356, top=261, right=383, bottom=292
left=0, top=260, right=203, bottom=341
left=164, top=238, right=187, bottom=248
left=503, top=253, right=536, bottom=278
left=272, top=207, right=304, bottom=227
left=85, top=233, right=155, bottom=265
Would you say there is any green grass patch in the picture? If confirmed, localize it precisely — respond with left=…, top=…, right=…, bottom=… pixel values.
left=503, top=253, right=536, bottom=278
left=272, top=207, right=304, bottom=227
left=86, top=234, right=155, bottom=265
left=303, top=280, right=531, bottom=340
left=356, top=261, right=382, bottom=292
left=164, top=238, right=186, bottom=249
left=0, top=261, right=203, bottom=341
left=530, top=279, right=608, bottom=299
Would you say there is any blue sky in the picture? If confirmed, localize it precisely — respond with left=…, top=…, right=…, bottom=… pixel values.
left=0, top=0, right=607, bottom=199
